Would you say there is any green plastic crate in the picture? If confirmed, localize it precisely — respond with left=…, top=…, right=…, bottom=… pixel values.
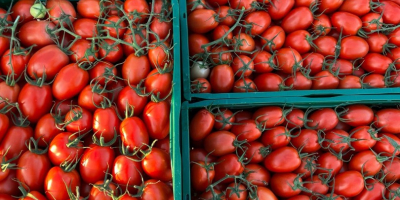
left=179, top=0, right=400, bottom=101
left=181, top=95, right=400, bottom=199
left=0, top=0, right=182, bottom=199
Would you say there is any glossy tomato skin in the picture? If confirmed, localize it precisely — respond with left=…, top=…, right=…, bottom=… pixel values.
left=53, top=63, right=89, bottom=100
left=231, top=55, right=254, bottom=77
left=191, top=161, right=215, bottom=192
left=18, top=83, right=52, bottom=123
left=285, top=30, right=312, bottom=54
left=307, top=108, right=339, bottom=131
left=314, top=36, right=337, bottom=56
left=78, top=85, right=110, bottom=112
left=209, top=64, right=234, bottom=93
left=285, top=71, right=312, bottom=90
left=117, top=86, right=148, bottom=116
left=16, top=151, right=51, bottom=192
left=253, top=106, right=284, bottom=128
left=264, top=147, right=301, bottom=172
left=0, top=126, right=33, bottom=159
left=261, top=126, right=290, bottom=150
left=240, top=141, right=264, bottom=163
left=321, top=129, right=350, bottom=152
left=0, top=48, right=31, bottom=79
left=69, top=39, right=98, bottom=63
left=383, top=157, right=400, bottom=182
left=377, top=1, right=400, bottom=25
left=340, top=36, right=369, bottom=60
left=339, top=0, right=370, bottom=16
left=268, top=0, right=295, bottom=20
left=244, top=164, right=270, bottom=186
left=253, top=51, right=275, bottom=73
left=374, top=109, right=400, bottom=133
left=0, top=114, right=9, bottom=143
left=373, top=133, right=400, bottom=156
left=339, top=75, right=362, bottom=89
left=350, top=126, right=378, bottom=152
left=122, top=54, right=150, bottom=86
left=27, top=45, right=69, bottom=81
left=349, top=150, right=382, bottom=176
left=141, top=179, right=173, bottom=200
left=89, top=180, right=117, bottom=200
left=188, top=34, right=210, bottom=56
left=214, top=154, right=244, bottom=184
left=188, top=9, right=218, bottom=34
left=48, top=132, right=84, bottom=166
left=123, top=28, right=147, bottom=56
left=342, top=105, right=374, bottom=126
left=254, top=73, right=284, bottom=92
left=260, top=26, right=286, bottom=52
left=270, top=173, right=302, bottom=198
left=318, top=0, right=343, bottom=13
left=276, top=48, right=302, bottom=74
left=302, top=176, right=329, bottom=196
left=334, top=171, right=364, bottom=197
left=189, top=109, right=214, bottom=141
left=0, top=170, right=19, bottom=195
left=291, top=129, right=320, bottom=153
left=353, top=179, right=385, bottom=200
left=120, top=116, right=149, bottom=151
left=362, top=53, right=392, bottom=74
left=281, top=7, right=313, bottom=33
left=45, top=166, right=81, bottom=200
left=124, top=0, right=149, bottom=23
left=112, top=155, right=143, bottom=192
left=65, top=107, right=93, bottom=134
left=316, top=152, right=343, bottom=175
left=11, top=0, right=34, bottom=24
left=80, top=145, right=115, bottom=184
left=0, top=37, right=9, bottom=58
left=144, top=69, right=172, bottom=99
left=73, top=18, right=97, bottom=39
left=302, top=53, right=324, bottom=75
left=19, top=21, right=55, bottom=48
left=204, top=131, right=236, bottom=156
left=77, top=0, right=100, bottom=18
left=143, top=101, right=170, bottom=140
left=93, top=107, right=120, bottom=143
left=312, top=14, right=332, bottom=36
left=363, top=74, right=386, bottom=88
left=331, top=12, right=362, bottom=36
left=244, top=11, right=271, bottom=35
left=47, top=0, right=76, bottom=24
left=142, top=147, right=172, bottom=182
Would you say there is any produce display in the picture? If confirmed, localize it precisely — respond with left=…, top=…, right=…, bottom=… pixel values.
left=188, top=104, right=400, bottom=199
left=186, top=0, right=400, bottom=94
left=0, top=0, right=176, bottom=199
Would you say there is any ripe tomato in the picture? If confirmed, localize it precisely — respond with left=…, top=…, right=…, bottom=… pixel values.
left=306, top=108, right=338, bottom=131
left=334, top=171, right=364, bottom=197
left=276, top=48, right=302, bottom=74
left=120, top=116, right=149, bottom=150
left=316, top=152, right=343, bottom=175
left=27, top=45, right=69, bottom=81
left=374, top=109, right=400, bottom=133
left=89, top=62, right=117, bottom=86
left=321, top=129, right=350, bottom=152
left=93, top=107, right=120, bottom=142
left=141, top=179, right=173, bottom=200
left=209, top=64, right=234, bottom=93
left=312, top=71, right=339, bottom=90
left=340, top=36, right=369, bottom=60
left=362, top=74, right=385, bottom=88
left=341, top=105, right=374, bottom=126
left=339, top=75, right=362, bottom=89
left=270, top=173, right=302, bottom=198
left=312, top=14, right=332, bottom=36
left=253, top=51, right=276, bottom=73
left=89, top=180, right=117, bottom=200
left=373, top=133, right=400, bottom=156
left=69, top=39, right=97, bottom=62
left=18, top=83, right=52, bottom=123
left=331, top=12, right=362, bottom=36
left=339, top=0, right=370, bottom=16
left=117, top=86, right=148, bottom=116
left=191, top=161, right=215, bottom=192
left=210, top=46, right=233, bottom=64
left=124, top=0, right=149, bottom=23
left=188, top=9, right=218, bottom=34
left=16, top=150, right=51, bottom=192
left=261, top=126, right=290, bottom=149
left=34, top=113, right=62, bottom=146
left=318, top=0, right=343, bottom=13
left=48, top=132, right=84, bottom=166
left=44, top=166, right=81, bottom=200
left=244, top=11, right=271, bottom=35
left=350, top=126, right=378, bottom=152
left=268, top=0, right=295, bottom=20
left=366, top=33, right=388, bottom=54
left=122, top=28, right=147, bottom=56
left=150, top=17, right=172, bottom=41
left=112, top=155, right=143, bottom=191
left=0, top=113, right=9, bottom=142
left=230, top=0, right=256, bottom=10
left=190, top=148, right=217, bottom=163
left=46, top=0, right=76, bottom=24
left=354, top=179, right=385, bottom=200
left=383, top=157, right=400, bottom=182
left=144, top=69, right=172, bottom=99
left=214, top=154, right=244, bottom=184
left=362, top=13, right=383, bottom=32
left=188, top=34, right=210, bottom=56
left=386, top=183, right=400, bottom=200
left=260, top=26, right=286, bottom=52
left=254, top=73, right=283, bottom=91
left=213, top=108, right=235, bottom=131
left=362, top=53, right=392, bottom=74
left=349, top=150, right=382, bottom=176
left=215, top=6, right=235, bottom=26
left=0, top=48, right=30, bottom=79
left=98, top=40, right=123, bottom=63
left=65, top=107, right=93, bottom=134
left=11, top=0, right=34, bottom=24
left=302, top=53, right=324, bottom=75
left=264, top=147, right=301, bottom=172
left=244, top=164, right=270, bottom=186
left=0, top=170, right=19, bottom=195
left=285, top=108, right=305, bottom=128
left=253, top=106, right=285, bottom=128
left=285, top=30, right=312, bottom=54
left=294, top=157, right=316, bottom=178
left=19, top=20, right=55, bottom=48
left=189, top=109, right=214, bottom=141
left=204, top=131, right=236, bottom=156
left=285, top=71, right=312, bottom=90
left=313, top=36, right=337, bottom=56
left=231, top=55, right=254, bottom=77
left=143, top=101, right=170, bottom=140
left=80, top=144, right=115, bottom=184
left=0, top=37, right=9, bottom=57
left=73, top=18, right=97, bottom=39
left=53, top=63, right=89, bottom=100
left=281, top=7, right=313, bottom=33
left=142, top=147, right=172, bottom=182
left=377, top=1, right=400, bottom=25
left=148, top=41, right=171, bottom=68
left=302, top=176, right=329, bottom=196
left=213, top=25, right=232, bottom=41
left=77, top=0, right=100, bottom=18
left=389, top=28, right=400, bottom=47
left=291, top=129, right=320, bottom=152
left=232, top=33, right=255, bottom=52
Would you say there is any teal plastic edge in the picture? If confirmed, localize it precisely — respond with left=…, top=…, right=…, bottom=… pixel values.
left=181, top=95, right=400, bottom=199
left=178, top=0, right=400, bottom=101
left=0, top=0, right=182, bottom=198
left=171, top=0, right=182, bottom=199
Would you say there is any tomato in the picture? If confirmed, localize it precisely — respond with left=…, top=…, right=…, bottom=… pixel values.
left=373, top=133, right=400, bottom=156
left=98, top=39, right=123, bottom=63
left=285, top=30, right=312, bottom=54
left=285, top=71, right=312, bottom=90
left=188, top=34, right=210, bottom=56
left=231, top=55, right=254, bottom=77
left=268, top=0, right=295, bottom=20
left=93, top=107, right=120, bottom=142
left=349, top=150, right=382, bottom=176
left=65, top=107, right=93, bottom=134
left=316, top=152, right=343, bottom=175
left=117, top=86, right=148, bottom=116
left=188, top=9, right=218, bottom=34
left=338, top=0, right=370, bottom=16
left=44, top=166, right=81, bottom=200
left=150, top=17, right=172, bottom=41
left=0, top=113, right=9, bottom=143
left=311, top=71, right=339, bottom=89
left=383, top=157, right=400, bottom=182
left=270, top=173, right=301, bottom=198
left=53, top=63, right=89, bottom=100
left=330, top=59, right=353, bottom=77
left=350, top=126, right=378, bottom=152
left=142, top=147, right=172, bottom=182
left=294, top=157, right=316, bottom=178
left=148, top=41, right=171, bottom=69
left=112, top=155, right=143, bottom=191
left=331, top=12, right=362, bottom=36
left=260, top=26, right=286, bottom=52
left=303, top=176, right=329, bottom=196
left=1, top=48, right=30, bottom=79
left=0, top=171, right=19, bottom=195
left=362, top=13, right=383, bottom=32
left=252, top=51, right=276, bottom=73
left=122, top=28, right=147, bottom=56
left=354, top=179, right=385, bottom=200
left=362, top=74, right=385, bottom=88
left=79, top=144, right=115, bottom=184
left=235, top=111, right=252, bottom=123
left=314, top=36, right=337, bottom=56
left=73, top=18, right=97, bottom=39
left=225, top=183, right=247, bottom=200
left=11, top=0, right=34, bottom=24
left=253, top=106, right=285, bottom=128
left=209, top=64, right=234, bottom=93
left=306, top=108, right=338, bottom=131
left=232, top=33, right=255, bottom=52
left=285, top=108, right=304, bottom=128
left=69, top=39, right=98, bottom=62
left=374, top=109, right=400, bottom=133
left=19, top=21, right=55, bottom=49
left=89, top=62, right=116, bottom=86
left=0, top=82, right=20, bottom=110
left=210, top=46, right=233, bottom=64
left=16, top=150, right=51, bottom=192
left=377, top=1, right=400, bottom=25
left=77, top=0, right=100, bottom=18
left=187, top=0, right=206, bottom=11
left=0, top=194, right=15, bottom=200
left=0, top=37, right=9, bottom=58
left=27, top=45, right=69, bottom=81
left=260, top=126, right=290, bottom=150
left=214, top=154, right=244, bottom=184
left=264, top=147, right=301, bottom=172
left=276, top=48, right=302, bottom=74
left=189, top=109, right=214, bottom=141
left=321, top=129, right=350, bottom=152
left=145, top=70, right=172, bottom=99
left=334, top=171, right=364, bottom=197
left=302, top=53, right=324, bottom=75
left=340, top=36, right=369, bottom=60
left=366, top=33, right=388, bottom=54
left=48, top=132, right=84, bottom=166
left=102, top=15, right=127, bottom=39
left=89, top=180, right=117, bottom=200
left=190, top=148, right=217, bottom=163
left=141, top=179, right=173, bottom=200
left=361, top=53, right=392, bottom=75
left=213, top=109, right=235, bottom=131
left=253, top=73, right=283, bottom=91
left=191, top=161, right=214, bottom=192
left=318, top=0, right=343, bottom=13
left=46, top=0, right=76, bottom=24
left=120, top=116, right=149, bottom=151
left=341, top=105, right=374, bottom=127
left=281, top=7, right=313, bottom=33
left=244, top=164, right=270, bottom=186
left=204, top=131, right=235, bottom=156
left=124, top=0, right=149, bottom=23
left=291, top=129, right=320, bottom=153
left=389, top=28, right=400, bottom=47
left=244, top=11, right=271, bottom=35
left=212, top=25, right=232, bottom=41
left=215, top=6, right=235, bottom=27
left=230, top=0, right=256, bottom=10
left=143, top=101, right=169, bottom=140
left=312, top=14, right=332, bottom=36
left=339, top=75, right=362, bottom=89
left=18, top=83, right=52, bottom=123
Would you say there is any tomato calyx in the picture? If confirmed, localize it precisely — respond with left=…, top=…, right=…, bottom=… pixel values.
left=63, top=105, right=84, bottom=129
left=92, top=173, right=118, bottom=198
left=66, top=131, right=87, bottom=149
left=26, top=137, right=48, bottom=155
left=190, top=79, right=209, bottom=93
left=60, top=153, right=80, bottom=173
left=13, top=180, right=38, bottom=200
left=66, top=185, right=87, bottom=200
left=1, top=148, right=19, bottom=172
left=92, top=130, right=118, bottom=147
left=302, top=108, right=324, bottom=130
left=209, top=108, right=240, bottom=131
left=48, top=16, right=81, bottom=53
left=10, top=103, right=30, bottom=127
left=150, top=87, right=172, bottom=102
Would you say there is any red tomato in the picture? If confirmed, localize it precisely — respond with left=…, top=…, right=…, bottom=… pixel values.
left=270, top=173, right=302, bottom=198
left=80, top=145, right=114, bottom=184
left=334, top=171, right=364, bottom=197
left=312, top=14, right=332, bottom=36
left=189, top=109, right=214, bottom=141
left=143, top=101, right=169, bottom=140
left=361, top=53, right=392, bottom=74
left=98, top=39, right=123, bottom=63
left=142, top=147, right=172, bottom=181
left=339, top=75, right=362, bottom=89
left=44, top=166, right=81, bottom=200
left=285, top=108, right=305, bottom=128
left=306, top=108, right=338, bottom=131
left=144, top=69, right=172, bottom=99
left=117, top=86, right=148, bottom=116
left=260, top=26, right=286, bottom=52
left=342, top=105, right=374, bottom=126
left=254, top=73, right=283, bottom=92
left=0, top=48, right=31, bottom=79
left=386, top=183, right=400, bottom=200
left=244, top=11, right=271, bottom=35
left=226, top=183, right=247, bottom=200
left=0, top=113, right=9, bottom=143
left=209, top=64, right=234, bottom=93
left=230, top=0, right=256, bottom=10
left=331, top=12, right=362, bottom=36
left=0, top=171, right=19, bottom=195
left=312, top=70, right=339, bottom=90
left=103, top=15, right=127, bottom=38
left=294, top=157, right=316, bottom=178
left=148, top=41, right=171, bottom=68
left=339, top=0, right=370, bottom=16
left=302, top=52, right=324, bottom=75
left=141, top=179, right=173, bottom=200
left=189, top=34, right=210, bottom=56
left=69, top=39, right=97, bottom=63
left=389, top=28, right=400, bottom=47
left=204, top=131, right=236, bottom=156
left=362, top=13, right=383, bottom=32
left=190, top=148, right=217, bottom=163
left=150, top=17, right=172, bottom=41
left=374, top=109, right=400, bottom=133
left=340, top=36, right=369, bottom=60
left=214, top=109, right=235, bottom=131
left=240, top=141, right=265, bottom=163
left=19, top=20, right=55, bottom=49
left=362, top=74, right=385, bottom=88
left=350, top=126, right=378, bottom=152
left=112, top=155, right=143, bottom=191
left=27, top=45, right=69, bottom=81
left=124, top=0, right=149, bottom=23
left=65, top=107, right=93, bottom=134
left=210, top=46, right=233, bottom=64
left=120, top=113, right=149, bottom=151
left=48, top=132, right=84, bottom=166
left=0, top=82, right=20, bottom=110
left=321, top=129, right=350, bottom=152
left=354, top=179, right=385, bottom=200
left=253, top=106, right=285, bottom=128
left=349, top=150, right=382, bottom=176
left=366, top=33, right=388, bottom=54
left=191, top=161, right=215, bottom=192
left=281, top=7, right=313, bottom=33
left=231, top=55, right=254, bottom=77
left=285, top=71, right=313, bottom=90
left=89, top=180, right=117, bottom=200
left=285, top=30, right=312, bottom=54
left=214, top=154, right=244, bottom=184
left=215, top=6, right=236, bottom=26
left=373, top=133, right=400, bottom=156
left=253, top=51, right=276, bottom=73
left=73, top=18, right=97, bottom=39
left=77, top=0, right=100, bottom=18
left=244, top=164, right=270, bottom=186
left=313, top=36, right=337, bottom=56
left=188, top=9, right=218, bottom=34
left=264, top=147, right=301, bottom=172
left=47, top=0, right=76, bottom=24
left=291, top=129, right=320, bottom=152
left=53, top=63, right=89, bottom=100
left=0, top=127, right=33, bottom=170
left=261, top=126, right=290, bottom=150
left=268, top=0, right=295, bottom=20
left=122, top=28, right=147, bottom=56
left=16, top=150, right=51, bottom=192
left=232, top=33, right=255, bottom=52
left=11, top=0, right=34, bottom=24
left=318, top=0, right=343, bottom=13
left=93, top=107, right=120, bottom=142
left=18, top=83, right=52, bottom=123
left=212, top=25, right=232, bottom=41
left=303, top=176, right=329, bottom=196
left=89, top=62, right=117, bottom=86
left=276, top=48, right=302, bottom=74
left=232, top=119, right=262, bottom=142
left=0, top=37, right=9, bottom=57
left=383, top=157, right=400, bottom=182
left=377, top=1, right=400, bottom=25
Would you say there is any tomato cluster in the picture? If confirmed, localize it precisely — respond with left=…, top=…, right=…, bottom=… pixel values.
left=0, top=0, right=175, bottom=199
left=188, top=105, right=400, bottom=199
left=187, top=0, right=400, bottom=93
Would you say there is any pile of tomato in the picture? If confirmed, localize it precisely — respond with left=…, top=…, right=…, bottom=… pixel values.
left=0, top=0, right=175, bottom=199
left=187, top=0, right=400, bottom=93
left=189, top=104, right=400, bottom=199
